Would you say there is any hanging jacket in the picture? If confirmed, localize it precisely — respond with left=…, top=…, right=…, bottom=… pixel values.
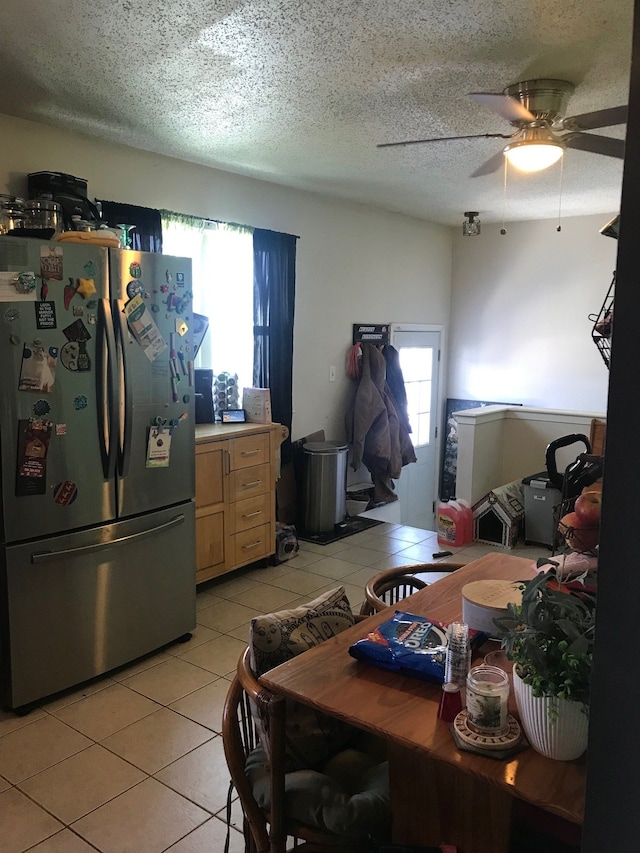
left=345, top=344, right=416, bottom=503
left=383, top=344, right=412, bottom=435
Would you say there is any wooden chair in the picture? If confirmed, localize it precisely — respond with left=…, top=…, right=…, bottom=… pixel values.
left=360, top=562, right=465, bottom=616
left=222, top=647, right=373, bottom=853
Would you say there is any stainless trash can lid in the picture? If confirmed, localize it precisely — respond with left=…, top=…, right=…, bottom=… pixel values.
left=303, top=441, right=349, bottom=453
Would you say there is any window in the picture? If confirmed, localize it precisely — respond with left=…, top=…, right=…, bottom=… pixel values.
left=161, top=212, right=254, bottom=396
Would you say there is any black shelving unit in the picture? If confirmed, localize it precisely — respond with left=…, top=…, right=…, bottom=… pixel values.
left=590, top=271, right=615, bottom=369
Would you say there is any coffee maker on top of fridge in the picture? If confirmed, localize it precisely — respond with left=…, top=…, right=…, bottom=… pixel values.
left=0, top=235, right=196, bottom=710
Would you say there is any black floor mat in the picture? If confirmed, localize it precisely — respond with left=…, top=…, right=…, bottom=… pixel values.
left=297, top=515, right=383, bottom=545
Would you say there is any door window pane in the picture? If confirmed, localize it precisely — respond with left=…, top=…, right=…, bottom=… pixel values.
left=398, top=347, right=434, bottom=448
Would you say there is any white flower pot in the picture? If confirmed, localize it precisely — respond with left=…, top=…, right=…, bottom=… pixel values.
left=513, top=669, right=589, bottom=761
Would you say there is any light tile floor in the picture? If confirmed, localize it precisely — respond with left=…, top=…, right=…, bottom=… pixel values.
left=0, top=523, right=549, bottom=853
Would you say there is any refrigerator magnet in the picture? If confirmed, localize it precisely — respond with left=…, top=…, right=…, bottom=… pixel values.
left=63, top=278, right=78, bottom=310
left=53, top=480, right=78, bottom=506
left=74, top=395, right=88, bottom=410
left=126, top=280, right=144, bottom=299
left=18, top=344, right=58, bottom=393
left=176, top=272, right=185, bottom=286
left=15, top=418, right=53, bottom=497
left=124, top=294, right=167, bottom=362
left=63, top=318, right=91, bottom=342
left=129, top=261, right=142, bottom=279
left=0, top=272, right=35, bottom=303
left=83, top=260, right=97, bottom=278
left=33, top=400, right=51, bottom=417
left=34, top=301, right=57, bottom=330
left=166, top=270, right=173, bottom=284
left=61, top=341, right=91, bottom=372
left=176, top=320, right=188, bottom=336
left=4, top=307, right=20, bottom=322
left=146, top=428, right=172, bottom=468
left=40, top=246, right=64, bottom=281
left=76, top=278, right=96, bottom=299
left=55, top=423, right=67, bottom=436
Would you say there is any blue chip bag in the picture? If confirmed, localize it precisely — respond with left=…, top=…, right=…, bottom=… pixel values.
left=348, top=611, right=486, bottom=684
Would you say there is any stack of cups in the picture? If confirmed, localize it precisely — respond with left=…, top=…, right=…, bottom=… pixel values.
left=438, top=621, right=471, bottom=723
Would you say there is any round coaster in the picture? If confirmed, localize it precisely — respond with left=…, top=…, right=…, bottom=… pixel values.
left=453, top=710, right=522, bottom=751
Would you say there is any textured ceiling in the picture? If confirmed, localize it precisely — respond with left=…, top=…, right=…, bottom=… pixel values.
left=0, top=0, right=633, bottom=225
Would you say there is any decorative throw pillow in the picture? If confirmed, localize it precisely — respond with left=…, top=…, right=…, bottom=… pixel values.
left=249, top=586, right=357, bottom=771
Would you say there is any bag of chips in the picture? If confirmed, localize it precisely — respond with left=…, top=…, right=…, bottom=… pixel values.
left=348, top=610, right=486, bottom=684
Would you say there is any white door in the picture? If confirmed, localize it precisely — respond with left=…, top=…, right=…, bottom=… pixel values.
left=390, top=325, right=442, bottom=530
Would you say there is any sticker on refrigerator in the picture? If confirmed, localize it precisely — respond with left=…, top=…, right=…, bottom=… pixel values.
left=15, top=418, right=53, bottom=497
left=146, top=427, right=172, bottom=468
left=60, top=340, right=91, bottom=372
left=129, top=261, right=142, bottom=279
left=40, top=245, right=64, bottom=281
left=53, top=480, right=78, bottom=506
left=18, top=344, right=58, bottom=392
left=34, top=300, right=57, bottom=330
left=124, top=294, right=167, bottom=362
left=0, top=271, right=37, bottom=302
left=62, top=318, right=91, bottom=342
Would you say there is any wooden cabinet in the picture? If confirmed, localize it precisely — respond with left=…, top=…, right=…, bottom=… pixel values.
left=194, top=422, right=285, bottom=584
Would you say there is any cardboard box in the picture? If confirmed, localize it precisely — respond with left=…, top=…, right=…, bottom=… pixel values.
left=242, top=387, right=272, bottom=423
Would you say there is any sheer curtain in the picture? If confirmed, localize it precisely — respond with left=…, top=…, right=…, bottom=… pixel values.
left=161, top=213, right=254, bottom=394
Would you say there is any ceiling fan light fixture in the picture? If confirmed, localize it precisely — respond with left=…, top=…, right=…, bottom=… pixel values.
left=503, top=140, right=564, bottom=172
left=462, top=211, right=481, bottom=236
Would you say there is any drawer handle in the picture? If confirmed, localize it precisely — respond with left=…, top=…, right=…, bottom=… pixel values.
left=242, top=510, right=263, bottom=519
left=242, top=540, right=262, bottom=551
left=240, top=449, right=261, bottom=457
left=242, top=480, right=263, bottom=488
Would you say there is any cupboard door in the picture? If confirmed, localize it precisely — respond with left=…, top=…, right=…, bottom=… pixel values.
left=195, top=506, right=225, bottom=580
left=233, top=524, right=271, bottom=566
left=195, top=444, right=225, bottom=507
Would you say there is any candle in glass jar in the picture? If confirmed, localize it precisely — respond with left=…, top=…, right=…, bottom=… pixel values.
left=465, top=664, right=509, bottom=735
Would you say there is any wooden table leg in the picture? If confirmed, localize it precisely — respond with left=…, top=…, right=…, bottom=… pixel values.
left=388, top=743, right=513, bottom=853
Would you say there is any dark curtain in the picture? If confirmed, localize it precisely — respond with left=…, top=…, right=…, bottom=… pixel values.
left=96, top=200, right=163, bottom=253
left=253, top=228, right=297, bottom=464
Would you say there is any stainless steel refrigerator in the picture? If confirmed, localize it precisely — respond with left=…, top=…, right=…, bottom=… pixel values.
left=0, top=237, right=196, bottom=710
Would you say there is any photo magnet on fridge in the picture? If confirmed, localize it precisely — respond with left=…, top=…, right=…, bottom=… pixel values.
left=18, top=344, right=58, bottom=393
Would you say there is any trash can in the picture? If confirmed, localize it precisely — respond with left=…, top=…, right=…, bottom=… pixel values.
left=521, top=472, right=562, bottom=548
left=303, top=441, right=349, bottom=533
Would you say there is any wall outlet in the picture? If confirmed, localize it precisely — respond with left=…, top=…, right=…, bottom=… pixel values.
left=329, top=365, right=336, bottom=382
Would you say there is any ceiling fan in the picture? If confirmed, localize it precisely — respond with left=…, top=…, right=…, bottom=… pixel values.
left=378, top=79, right=627, bottom=177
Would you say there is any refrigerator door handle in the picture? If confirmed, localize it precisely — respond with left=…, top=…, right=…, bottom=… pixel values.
left=114, top=299, right=133, bottom=477
left=30, top=514, right=186, bottom=564
left=97, top=298, right=118, bottom=479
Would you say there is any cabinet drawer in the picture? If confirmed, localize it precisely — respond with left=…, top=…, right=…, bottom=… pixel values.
left=233, top=524, right=272, bottom=566
left=232, top=493, right=270, bottom=534
left=230, top=434, right=269, bottom=470
left=230, top=463, right=270, bottom=502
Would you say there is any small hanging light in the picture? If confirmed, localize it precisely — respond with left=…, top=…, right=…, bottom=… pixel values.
left=462, top=211, right=481, bottom=236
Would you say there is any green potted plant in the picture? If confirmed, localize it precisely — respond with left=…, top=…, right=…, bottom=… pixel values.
left=493, top=567, right=596, bottom=761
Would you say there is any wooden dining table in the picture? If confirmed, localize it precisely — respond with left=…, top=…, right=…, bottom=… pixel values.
left=259, top=552, right=586, bottom=853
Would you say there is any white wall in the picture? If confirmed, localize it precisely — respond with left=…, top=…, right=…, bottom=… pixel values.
left=447, top=215, right=618, bottom=412
left=0, top=113, right=453, bottom=442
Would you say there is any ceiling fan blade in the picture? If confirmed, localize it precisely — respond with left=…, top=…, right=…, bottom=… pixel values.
left=562, top=105, right=628, bottom=131
left=377, top=132, right=512, bottom=149
left=563, top=133, right=625, bottom=159
left=469, top=92, right=536, bottom=124
left=470, top=149, right=507, bottom=178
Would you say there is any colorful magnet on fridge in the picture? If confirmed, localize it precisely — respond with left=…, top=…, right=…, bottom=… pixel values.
left=72, top=306, right=84, bottom=317
left=16, top=272, right=37, bottom=294
left=165, top=269, right=173, bottom=284
left=40, top=280, right=48, bottom=301
left=126, top=280, right=144, bottom=299
left=61, top=341, right=91, bottom=372
left=74, top=394, right=88, bottom=410
left=76, top=277, right=96, bottom=299
left=33, top=399, right=51, bottom=417
left=4, top=307, right=20, bottom=323
left=63, top=278, right=77, bottom=310
left=55, top=423, right=67, bottom=436
left=86, top=299, right=97, bottom=309
left=176, top=320, right=188, bottom=336
left=53, top=480, right=78, bottom=506
left=63, top=319, right=91, bottom=342
left=87, top=314, right=97, bottom=325
left=84, top=260, right=97, bottom=278
left=130, top=262, right=142, bottom=278
left=160, top=285, right=169, bottom=293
